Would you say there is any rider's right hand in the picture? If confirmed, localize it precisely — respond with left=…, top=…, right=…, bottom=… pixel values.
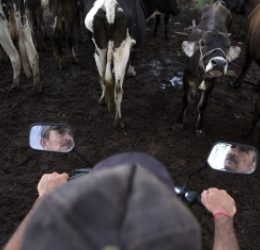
left=201, top=188, right=236, bottom=218
left=37, top=172, right=69, bottom=197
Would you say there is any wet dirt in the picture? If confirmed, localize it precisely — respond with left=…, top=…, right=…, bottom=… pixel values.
left=0, top=3, right=260, bottom=250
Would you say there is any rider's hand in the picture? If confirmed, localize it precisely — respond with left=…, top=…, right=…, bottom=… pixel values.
left=37, top=172, right=69, bottom=197
left=201, top=188, right=236, bottom=218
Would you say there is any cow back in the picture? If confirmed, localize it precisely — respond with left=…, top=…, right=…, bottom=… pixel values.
left=84, top=0, right=146, bottom=45
left=199, top=0, right=232, bottom=32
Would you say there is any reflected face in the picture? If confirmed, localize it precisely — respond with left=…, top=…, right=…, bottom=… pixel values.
left=224, top=146, right=255, bottom=173
left=41, top=129, right=74, bottom=152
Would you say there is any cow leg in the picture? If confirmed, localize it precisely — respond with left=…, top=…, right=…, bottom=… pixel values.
left=232, top=43, right=252, bottom=89
left=153, top=14, right=160, bottom=37
left=53, top=16, right=64, bottom=68
left=113, top=30, right=135, bottom=128
left=196, top=81, right=215, bottom=134
left=93, top=41, right=107, bottom=105
left=67, top=21, right=78, bottom=64
left=177, top=76, right=193, bottom=126
left=164, top=14, right=170, bottom=40
left=0, top=19, right=21, bottom=88
left=21, top=20, right=41, bottom=92
left=36, top=7, right=44, bottom=50
left=92, top=13, right=109, bottom=107
left=243, top=91, right=260, bottom=136
left=127, top=50, right=136, bottom=77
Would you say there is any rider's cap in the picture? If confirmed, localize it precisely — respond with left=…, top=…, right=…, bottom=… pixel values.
left=21, top=153, right=201, bottom=250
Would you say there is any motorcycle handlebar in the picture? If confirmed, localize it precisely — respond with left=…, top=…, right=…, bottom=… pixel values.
left=174, top=186, right=201, bottom=205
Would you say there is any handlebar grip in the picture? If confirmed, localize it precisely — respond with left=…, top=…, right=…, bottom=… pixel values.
left=69, top=168, right=91, bottom=181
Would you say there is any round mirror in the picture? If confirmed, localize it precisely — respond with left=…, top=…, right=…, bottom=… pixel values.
left=207, top=142, right=257, bottom=174
left=29, top=124, right=75, bottom=153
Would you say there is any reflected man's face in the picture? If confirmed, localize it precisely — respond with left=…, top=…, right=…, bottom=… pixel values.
left=224, top=146, right=255, bottom=173
left=41, top=130, right=74, bottom=152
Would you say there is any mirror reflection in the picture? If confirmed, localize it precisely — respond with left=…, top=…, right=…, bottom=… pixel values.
left=207, top=142, right=257, bottom=174
left=29, top=124, right=75, bottom=153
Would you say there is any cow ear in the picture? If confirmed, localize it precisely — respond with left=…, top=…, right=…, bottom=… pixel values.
left=182, top=41, right=197, bottom=57
left=226, top=46, right=241, bottom=62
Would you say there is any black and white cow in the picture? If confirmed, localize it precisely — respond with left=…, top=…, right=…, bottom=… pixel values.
left=83, top=0, right=145, bottom=128
left=178, top=1, right=241, bottom=134
left=83, top=0, right=180, bottom=127
left=0, top=0, right=41, bottom=91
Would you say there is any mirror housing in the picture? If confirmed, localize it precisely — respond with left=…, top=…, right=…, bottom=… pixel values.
left=207, top=142, right=257, bottom=174
left=29, top=123, right=75, bottom=153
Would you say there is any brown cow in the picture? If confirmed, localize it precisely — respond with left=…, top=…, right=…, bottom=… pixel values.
left=25, top=0, right=44, bottom=50
left=178, top=1, right=241, bottom=134
left=232, top=0, right=260, bottom=88
left=49, top=0, right=81, bottom=68
left=230, top=0, right=260, bottom=135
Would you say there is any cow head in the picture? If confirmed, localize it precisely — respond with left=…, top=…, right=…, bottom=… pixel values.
left=182, top=31, right=241, bottom=78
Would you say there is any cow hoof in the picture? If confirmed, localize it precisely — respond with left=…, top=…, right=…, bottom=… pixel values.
left=195, top=129, right=205, bottom=137
left=231, top=81, right=241, bottom=89
left=33, top=84, right=43, bottom=93
left=127, top=66, right=136, bottom=77
left=113, top=119, right=125, bottom=128
left=72, top=58, right=79, bottom=65
left=241, top=127, right=253, bottom=137
left=107, top=103, right=112, bottom=113
left=11, top=83, right=20, bottom=90
left=12, top=77, right=20, bottom=89
left=98, top=97, right=105, bottom=105
left=174, top=122, right=184, bottom=130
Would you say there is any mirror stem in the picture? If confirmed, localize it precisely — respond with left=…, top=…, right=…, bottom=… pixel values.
left=185, top=164, right=207, bottom=187
left=72, top=148, right=93, bottom=168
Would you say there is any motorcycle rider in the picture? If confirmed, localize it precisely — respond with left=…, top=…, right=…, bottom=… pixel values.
left=4, top=153, right=239, bottom=250
left=40, top=125, right=74, bottom=152
left=224, top=144, right=256, bottom=173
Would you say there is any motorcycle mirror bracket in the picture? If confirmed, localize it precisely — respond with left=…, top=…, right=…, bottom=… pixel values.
left=71, top=147, right=92, bottom=168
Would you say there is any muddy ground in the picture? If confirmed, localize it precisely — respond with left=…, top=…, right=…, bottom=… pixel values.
left=0, top=3, right=260, bottom=249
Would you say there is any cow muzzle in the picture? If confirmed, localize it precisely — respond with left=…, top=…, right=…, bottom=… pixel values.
left=205, top=56, right=228, bottom=78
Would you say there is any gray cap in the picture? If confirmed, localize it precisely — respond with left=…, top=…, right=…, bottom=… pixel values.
left=21, top=153, right=201, bottom=250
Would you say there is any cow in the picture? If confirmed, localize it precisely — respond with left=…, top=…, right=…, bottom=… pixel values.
left=140, top=0, right=180, bottom=19
left=83, top=0, right=180, bottom=127
left=232, top=0, right=260, bottom=88
left=177, top=0, right=241, bottom=134
left=152, top=14, right=170, bottom=39
left=0, top=0, right=41, bottom=91
left=228, top=0, right=260, bottom=135
left=142, top=0, right=180, bottom=39
left=49, top=0, right=81, bottom=68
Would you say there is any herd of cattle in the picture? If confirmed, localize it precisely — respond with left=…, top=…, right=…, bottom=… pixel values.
left=1, top=0, right=260, bottom=135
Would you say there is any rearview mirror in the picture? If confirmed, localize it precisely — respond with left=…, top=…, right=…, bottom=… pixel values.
left=29, top=124, right=75, bottom=153
left=207, top=142, right=257, bottom=174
